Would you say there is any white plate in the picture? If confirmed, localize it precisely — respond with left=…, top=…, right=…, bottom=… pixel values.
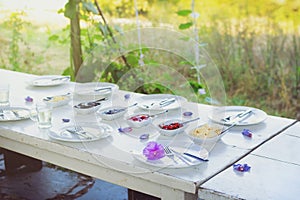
left=30, top=75, right=70, bottom=87
left=208, top=106, right=267, bottom=126
left=132, top=143, right=209, bottom=168
left=0, top=107, right=30, bottom=121
left=74, top=82, right=118, bottom=98
left=43, top=93, right=72, bottom=108
left=48, top=123, right=112, bottom=142
left=136, top=94, right=186, bottom=111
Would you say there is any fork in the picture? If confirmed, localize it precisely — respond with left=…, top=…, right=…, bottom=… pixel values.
left=0, top=109, right=4, bottom=119
left=163, top=146, right=178, bottom=164
left=67, top=126, right=92, bottom=139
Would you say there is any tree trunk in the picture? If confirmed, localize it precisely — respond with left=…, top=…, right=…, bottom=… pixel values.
left=70, top=0, right=82, bottom=77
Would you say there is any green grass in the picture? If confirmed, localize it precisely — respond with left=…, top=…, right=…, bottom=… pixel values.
left=0, top=2, right=298, bottom=119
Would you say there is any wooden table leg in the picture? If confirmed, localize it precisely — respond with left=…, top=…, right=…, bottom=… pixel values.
left=3, top=149, right=42, bottom=175
left=128, top=189, right=160, bottom=200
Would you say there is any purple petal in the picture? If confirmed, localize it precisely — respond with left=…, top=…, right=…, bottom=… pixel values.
left=118, top=127, right=132, bottom=133
left=25, top=96, right=33, bottom=102
left=233, top=163, right=251, bottom=172
left=62, top=118, right=70, bottom=123
left=124, top=94, right=130, bottom=100
left=183, top=111, right=193, bottom=117
left=143, top=141, right=165, bottom=160
left=139, top=134, right=149, bottom=140
left=242, top=129, right=252, bottom=138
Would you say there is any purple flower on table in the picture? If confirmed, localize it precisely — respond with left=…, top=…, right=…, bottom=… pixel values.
left=62, top=118, right=70, bottom=123
left=124, top=94, right=130, bottom=100
left=233, top=163, right=251, bottom=172
left=242, top=129, right=252, bottom=138
left=143, top=141, right=165, bottom=160
left=25, top=96, right=33, bottom=102
left=183, top=111, right=193, bottom=117
left=118, top=127, right=132, bottom=133
left=139, top=133, right=149, bottom=140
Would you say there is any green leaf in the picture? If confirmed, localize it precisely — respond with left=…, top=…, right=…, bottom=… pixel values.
left=179, top=22, right=193, bottom=30
left=82, top=2, right=98, bottom=14
left=48, top=35, right=59, bottom=42
left=64, top=2, right=77, bottom=19
left=176, top=10, right=192, bottom=16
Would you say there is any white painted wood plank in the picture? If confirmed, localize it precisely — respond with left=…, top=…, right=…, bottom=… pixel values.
left=252, top=133, right=300, bottom=165
left=199, top=155, right=300, bottom=200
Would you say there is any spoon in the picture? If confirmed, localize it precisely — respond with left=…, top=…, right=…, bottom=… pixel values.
left=94, top=86, right=113, bottom=92
left=75, top=97, right=107, bottom=108
left=148, top=110, right=169, bottom=118
left=181, top=117, right=201, bottom=125
left=104, top=103, right=138, bottom=115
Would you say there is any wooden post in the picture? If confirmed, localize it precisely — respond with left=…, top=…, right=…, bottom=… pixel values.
left=69, top=0, right=83, bottom=77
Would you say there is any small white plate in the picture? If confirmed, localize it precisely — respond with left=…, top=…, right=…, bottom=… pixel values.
left=0, top=107, right=30, bottom=121
left=30, top=75, right=70, bottom=87
left=48, top=123, right=112, bottom=142
left=132, top=143, right=208, bottom=168
left=74, top=82, right=118, bottom=98
left=136, top=94, right=186, bottom=111
left=208, top=106, right=267, bottom=126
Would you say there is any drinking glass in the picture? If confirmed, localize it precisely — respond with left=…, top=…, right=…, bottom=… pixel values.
left=0, top=83, right=9, bottom=107
left=31, top=103, right=52, bottom=128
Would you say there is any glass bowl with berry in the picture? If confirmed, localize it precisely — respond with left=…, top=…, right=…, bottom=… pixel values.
left=97, top=106, right=127, bottom=120
left=126, top=114, right=152, bottom=128
left=126, top=110, right=168, bottom=128
left=156, top=117, right=200, bottom=136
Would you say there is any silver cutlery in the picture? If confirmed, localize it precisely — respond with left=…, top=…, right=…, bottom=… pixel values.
left=0, top=109, right=4, bottom=119
left=183, top=152, right=209, bottom=162
left=220, top=111, right=253, bottom=135
left=75, top=97, right=107, bottom=108
left=163, top=146, right=178, bottom=164
left=51, top=76, right=70, bottom=81
left=11, top=110, right=20, bottom=119
left=143, top=98, right=176, bottom=109
left=94, top=86, right=113, bottom=92
left=181, top=117, right=201, bottom=126
left=66, top=126, right=92, bottom=140
left=159, top=98, right=176, bottom=107
left=168, top=148, right=194, bottom=165
left=221, top=108, right=253, bottom=123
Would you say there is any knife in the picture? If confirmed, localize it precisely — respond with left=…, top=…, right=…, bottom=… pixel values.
left=66, top=129, right=92, bottom=139
left=159, top=98, right=176, bottom=107
left=222, top=108, right=253, bottom=123
left=51, top=76, right=70, bottom=81
left=183, top=153, right=209, bottom=162
left=220, top=110, right=253, bottom=135
left=169, top=148, right=193, bottom=165
left=0, top=109, right=4, bottom=119
left=94, top=86, right=112, bottom=92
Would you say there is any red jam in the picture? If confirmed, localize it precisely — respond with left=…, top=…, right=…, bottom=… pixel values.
left=130, top=114, right=150, bottom=122
left=159, top=122, right=183, bottom=130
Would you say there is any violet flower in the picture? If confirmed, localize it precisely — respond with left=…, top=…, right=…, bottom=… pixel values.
left=124, top=94, right=130, bottom=100
left=183, top=111, right=193, bottom=117
left=25, top=96, right=33, bottom=103
left=242, top=129, right=252, bottom=138
left=143, top=141, right=165, bottom=160
left=233, top=163, right=251, bottom=172
left=118, top=127, right=132, bottom=133
left=62, top=118, right=70, bottom=123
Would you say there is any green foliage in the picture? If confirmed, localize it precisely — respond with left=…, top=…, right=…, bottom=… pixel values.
left=5, top=12, right=28, bottom=71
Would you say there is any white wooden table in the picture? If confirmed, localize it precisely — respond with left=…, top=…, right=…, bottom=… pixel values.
left=198, top=121, right=299, bottom=200
left=0, top=69, right=296, bottom=200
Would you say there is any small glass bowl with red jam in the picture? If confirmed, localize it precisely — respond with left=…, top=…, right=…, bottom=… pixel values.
left=126, top=114, right=152, bottom=128
left=156, top=119, right=187, bottom=136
